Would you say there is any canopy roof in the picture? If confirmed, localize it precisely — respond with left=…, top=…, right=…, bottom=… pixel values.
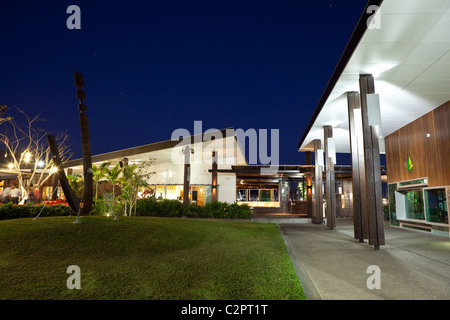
left=298, top=0, right=450, bottom=153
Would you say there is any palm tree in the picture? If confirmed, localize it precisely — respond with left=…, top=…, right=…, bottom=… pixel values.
left=105, top=164, right=122, bottom=199
left=67, top=173, right=84, bottom=199
left=92, top=161, right=110, bottom=204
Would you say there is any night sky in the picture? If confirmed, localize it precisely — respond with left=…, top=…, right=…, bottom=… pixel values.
left=1, top=1, right=367, bottom=165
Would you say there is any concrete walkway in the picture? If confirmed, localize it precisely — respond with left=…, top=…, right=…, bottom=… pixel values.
left=279, top=218, right=450, bottom=300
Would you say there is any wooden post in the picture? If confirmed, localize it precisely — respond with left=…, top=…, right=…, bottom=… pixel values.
left=313, top=139, right=323, bottom=224
left=211, top=150, right=218, bottom=202
left=74, top=72, right=93, bottom=216
left=51, top=173, right=58, bottom=201
left=347, top=92, right=367, bottom=242
left=183, top=145, right=191, bottom=216
left=305, top=151, right=313, bottom=218
left=369, top=126, right=385, bottom=248
left=359, top=74, right=385, bottom=249
left=324, top=126, right=336, bottom=229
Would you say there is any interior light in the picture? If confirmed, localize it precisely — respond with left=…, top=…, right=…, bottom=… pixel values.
left=426, top=133, right=431, bottom=138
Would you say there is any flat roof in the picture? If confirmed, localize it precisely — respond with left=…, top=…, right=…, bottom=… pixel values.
left=298, top=0, right=450, bottom=153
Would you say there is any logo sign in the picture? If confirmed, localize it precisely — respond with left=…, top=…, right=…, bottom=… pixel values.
left=405, top=154, right=414, bottom=173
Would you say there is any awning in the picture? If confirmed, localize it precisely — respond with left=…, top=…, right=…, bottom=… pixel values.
left=298, top=0, right=450, bottom=154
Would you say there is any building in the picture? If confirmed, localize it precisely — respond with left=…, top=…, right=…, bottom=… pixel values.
left=297, top=0, right=450, bottom=238
left=65, top=128, right=244, bottom=205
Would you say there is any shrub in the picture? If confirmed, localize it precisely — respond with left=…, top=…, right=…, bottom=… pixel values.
left=135, top=198, right=182, bottom=217
left=186, top=201, right=252, bottom=219
left=0, top=199, right=253, bottom=221
left=157, top=199, right=183, bottom=217
left=0, top=203, right=73, bottom=220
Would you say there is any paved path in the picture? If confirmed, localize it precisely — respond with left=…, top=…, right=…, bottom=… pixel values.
left=279, top=219, right=450, bottom=300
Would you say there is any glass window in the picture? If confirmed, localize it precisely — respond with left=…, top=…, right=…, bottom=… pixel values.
left=388, top=183, right=399, bottom=226
left=274, top=189, right=279, bottom=202
left=425, top=188, right=448, bottom=224
left=237, top=190, right=247, bottom=201
left=399, top=178, right=428, bottom=187
left=155, top=185, right=165, bottom=199
left=259, top=190, right=271, bottom=202
left=205, top=185, right=212, bottom=204
left=249, top=190, right=259, bottom=201
left=405, top=190, right=424, bottom=220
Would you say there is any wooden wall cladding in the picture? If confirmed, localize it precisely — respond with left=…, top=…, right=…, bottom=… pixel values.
left=385, top=101, right=450, bottom=187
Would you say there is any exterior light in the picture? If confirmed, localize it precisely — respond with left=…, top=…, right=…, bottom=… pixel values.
left=37, top=160, right=45, bottom=168
left=8, top=163, right=14, bottom=169
left=426, top=133, right=431, bottom=138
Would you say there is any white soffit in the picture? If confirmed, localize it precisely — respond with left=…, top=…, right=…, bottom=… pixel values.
left=299, top=0, right=450, bottom=154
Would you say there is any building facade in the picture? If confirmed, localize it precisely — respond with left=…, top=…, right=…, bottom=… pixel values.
left=385, top=101, right=450, bottom=236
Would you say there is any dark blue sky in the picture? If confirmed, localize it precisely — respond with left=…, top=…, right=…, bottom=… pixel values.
left=0, top=0, right=367, bottom=165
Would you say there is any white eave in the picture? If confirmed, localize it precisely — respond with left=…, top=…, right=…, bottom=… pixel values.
left=298, top=0, right=450, bottom=153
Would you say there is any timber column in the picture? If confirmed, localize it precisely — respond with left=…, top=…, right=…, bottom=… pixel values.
left=182, top=145, right=191, bottom=216
left=313, top=139, right=323, bottom=224
left=347, top=91, right=368, bottom=242
left=211, top=150, right=218, bottom=202
left=323, top=126, right=336, bottom=229
left=305, top=151, right=313, bottom=218
left=359, top=74, right=385, bottom=249
left=74, top=72, right=93, bottom=217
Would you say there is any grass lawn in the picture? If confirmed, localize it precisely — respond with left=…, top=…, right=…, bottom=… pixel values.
left=0, top=216, right=305, bottom=300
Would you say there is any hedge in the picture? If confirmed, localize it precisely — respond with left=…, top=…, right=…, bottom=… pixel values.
left=185, top=201, right=252, bottom=219
left=0, top=199, right=253, bottom=221
left=135, top=199, right=183, bottom=217
left=0, top=203, right=73, bottom=220
left=136, top=198, right=252, bottom=219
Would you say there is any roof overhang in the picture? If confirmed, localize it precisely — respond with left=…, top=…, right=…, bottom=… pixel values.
left=298, top=0, right=450, bottom=154
left=65, top=128, right=247, bottom=171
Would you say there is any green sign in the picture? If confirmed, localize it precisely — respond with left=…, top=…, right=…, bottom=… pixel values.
left=406, top=154, right=414, bottom=173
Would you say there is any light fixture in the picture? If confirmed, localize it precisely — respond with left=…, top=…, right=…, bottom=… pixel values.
left=426, top=133, right=431, bottom=138
left=37, top=160, right=45, bottom=168
left=8, top=163, right=14, bottom=169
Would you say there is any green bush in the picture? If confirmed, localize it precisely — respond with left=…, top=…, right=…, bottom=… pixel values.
left=0, top=203, right=73, bottom=220
left=135, top=199, right=252, bottom=219
left=0, top=199, right=253, bottom=221
left=156, top=199, right=183, bottom=217
left=185, top=201, right=252, bottom=219
left=135, top=198, right=183, bottom=217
